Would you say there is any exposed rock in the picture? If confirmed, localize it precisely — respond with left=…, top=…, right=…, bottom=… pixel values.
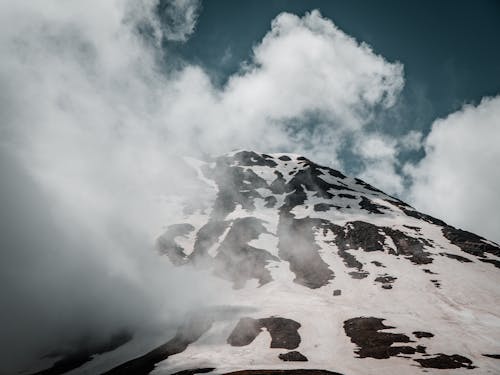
left=412, top=331, right=434, bottom=339
left=374, top=274, right=397, bottom=284
left=323, top=167, right=346, bottom=180
left=349, top=271, right=369, bottom=279
left=343, top=317, right=415, bottom=359
left=439, top=252, right=473, bottom=263
left=227, top=150, right=278, bottom=168
left=227, top=317, right=302, bottom=350
left=359, top=196, right=386, bottom=214
left=416, top=345, right=427, bottom=353
left=415, top=354, right=475, bottom=369
left=262, top=317, right=302, bottom=349
left=170, top=369, right=215, bottom=375
left=287, top=166, right=335, bottom=201
left=344, top=317, right=476, bottom=368
left=326, top=221, right=386, bottom=278
left=313, top=203, right=340, bottom=212
left=443, top=225, right=500, bottom=258
left=354, top=178, right=383, bottom=193
left=422, top=268, right=437, bottom=275
left=333, top=289, right=341, bottom=296
left=281, top=186, right=307, bottom=212
left=278, top=351, right=308, bottom=361
left=384, top=227, right=433, bottom=265
left=483, top=354, right=500, bottom=359
left=338, top=221, right=386, bottom=252
left=334, top=246, right=364, bottom=271
left=386, top=198, right=413, bottom=209
left=430, top=279, right=441, bottom=288
left=400, top=207, right=446, bottom=226
left=338, top=193, right=356, bottom=199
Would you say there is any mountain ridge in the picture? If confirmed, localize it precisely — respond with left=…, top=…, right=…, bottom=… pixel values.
left=29, top=150, right=500, bottom=375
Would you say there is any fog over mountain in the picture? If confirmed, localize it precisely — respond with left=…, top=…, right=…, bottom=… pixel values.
left=16, top=150, right=500, bottom=374
left=0, top=1, right=499, bottom=374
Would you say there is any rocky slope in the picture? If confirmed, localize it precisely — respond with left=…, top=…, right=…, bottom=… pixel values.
left=32, top=151, right=500, bottom=374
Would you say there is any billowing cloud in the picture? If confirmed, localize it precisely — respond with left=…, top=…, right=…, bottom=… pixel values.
left=156, top=0, right=201, bottom=42
left=406, top=96, right=500, bottom=243
left=353, top=130, right=422, bottom=196
left=355, top=135, right=404, bottom=195
left=163, top=10, right=405, bottom=163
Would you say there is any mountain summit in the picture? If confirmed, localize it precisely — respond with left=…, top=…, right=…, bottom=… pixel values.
left=34, top=151, right=500, bottom=374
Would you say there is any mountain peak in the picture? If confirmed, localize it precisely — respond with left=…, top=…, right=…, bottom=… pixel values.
left=44, top=151, right=500, bottom=374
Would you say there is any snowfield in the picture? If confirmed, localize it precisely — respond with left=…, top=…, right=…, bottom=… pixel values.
left=36, top=151, right=500, bottom=375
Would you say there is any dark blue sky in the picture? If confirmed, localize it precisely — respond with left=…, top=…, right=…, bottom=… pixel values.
left=168, top=0, right=500, bottom=144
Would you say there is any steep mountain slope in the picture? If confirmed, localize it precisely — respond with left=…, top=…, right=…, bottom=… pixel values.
left=34, top=151, right=500, bottom=375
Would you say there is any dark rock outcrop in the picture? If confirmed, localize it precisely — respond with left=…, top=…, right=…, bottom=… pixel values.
left=278, top=351, right=308, bottom=361
left=412, top=331, right=434, bottom=339
left=443, top=225, right=500, bottom=259
left=415, top=354, right=475, bottom=369
left=227, top=317, right=302, bottom=350
left=343, top=317, right=415, bottom=359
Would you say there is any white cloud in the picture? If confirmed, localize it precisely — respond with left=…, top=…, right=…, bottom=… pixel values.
left=400, top=130, right=423, bottom=151
left=355, top=134, right=404, bottom=195
left=406, top=96, right=500, bottom=243
left=353, top=130, right=425, bottom=196
left=162, top=10, right=404, bottom=165
left=227, top=11, right=403, bottom=120
left=157, top=0, right=201, bottom=42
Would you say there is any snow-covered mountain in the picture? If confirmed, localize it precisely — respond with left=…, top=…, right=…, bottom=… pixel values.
left=32, top=151, right=500, bottom=375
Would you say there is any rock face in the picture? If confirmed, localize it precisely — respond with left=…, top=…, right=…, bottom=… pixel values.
left=39, top=151, right=500, bottom=375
